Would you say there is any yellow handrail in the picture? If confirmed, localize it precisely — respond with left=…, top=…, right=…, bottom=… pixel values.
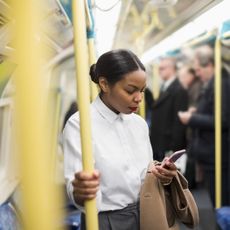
left=214, top=38, right=222, bottom=208
left=139, top=93, right=145, bottom=118
left=13, top=2, right=63, bottom=229
left=72, top=0, right=99, bottom=229
left=85, top=0, right=98, bottom=101
left=152, top=64, right=160, bottom=99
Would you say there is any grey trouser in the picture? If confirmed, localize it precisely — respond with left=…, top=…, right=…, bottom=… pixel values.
left=80, top=203, right=139, bottom=230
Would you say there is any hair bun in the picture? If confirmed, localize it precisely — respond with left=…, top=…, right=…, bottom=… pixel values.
left=89, top=64, right=99, bottom=83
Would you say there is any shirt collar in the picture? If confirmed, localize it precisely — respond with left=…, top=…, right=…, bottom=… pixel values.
left=162, top=76, right=176, bottom=91
left=93, top=95, right=125, bottom=123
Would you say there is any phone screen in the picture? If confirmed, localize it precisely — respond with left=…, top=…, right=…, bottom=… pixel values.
left=162, top=149, right=186, bottom=168
left=168, top=149, right=186, bottom=163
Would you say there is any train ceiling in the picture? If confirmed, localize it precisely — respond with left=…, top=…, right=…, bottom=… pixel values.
left=0, top=0, right=224, bottom=61
left=0, top=0, right=11, bottom=61
left=113, top=0, right=223, bottom=55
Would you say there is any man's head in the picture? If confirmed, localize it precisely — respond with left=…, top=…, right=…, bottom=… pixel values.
left=193, top=45, right=214, bottom=83
left=158, top=57, right=177, bottom=81
left=178, top=66, right=196, bottom=89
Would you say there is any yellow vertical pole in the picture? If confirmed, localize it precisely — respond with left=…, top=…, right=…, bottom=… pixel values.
left=88, top=38, right=98, bottom=101
left=13, top=2, right=63, bottom=230
left=152, top=64, right=160, bottom=99
left=72, top=0, right=99, bottom=230
left=139, top=93, right=145, bottom=118
left=214, top=38, right=222, bottom=208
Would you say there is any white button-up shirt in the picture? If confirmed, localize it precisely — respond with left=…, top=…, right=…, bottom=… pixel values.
left=63, top=96, right=153, bottom=212
left=161, top=76, right=176, bottom=92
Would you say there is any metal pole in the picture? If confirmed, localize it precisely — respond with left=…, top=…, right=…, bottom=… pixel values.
left=13, top=2, right=64, bottom=229
left=72, top=0, right=99, bottom=229
left=152, top=64, right=160, bottom=99
left=214, top=38, right=222, bottom=208
left=139, top=93, right=145, bottom=118
left=86, top=0, right=98, bottom=101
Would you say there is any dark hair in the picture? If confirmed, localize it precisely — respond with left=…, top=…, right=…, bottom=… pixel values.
left=63, top=101, right=78, bottom=129
left=89, top=49, right=145, bottom=85
left=187, top=67, right=196, bottom=76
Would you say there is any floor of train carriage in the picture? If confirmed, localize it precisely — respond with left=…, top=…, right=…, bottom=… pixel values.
left=179, top=189, right=221, bottom=230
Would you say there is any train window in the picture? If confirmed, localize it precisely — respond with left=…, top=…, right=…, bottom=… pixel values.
left=50, top=54, right=76, bottom=128
left=0, top=98, right=19, bottom=204
left=0, top=98, right=12, bottom=178
left=0, top=108, right=3, bottom=157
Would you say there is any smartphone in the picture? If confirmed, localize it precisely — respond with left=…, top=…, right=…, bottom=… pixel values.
left=168, top=149, right=186, bottom=163
left=162, top=149, right=186, bottom=168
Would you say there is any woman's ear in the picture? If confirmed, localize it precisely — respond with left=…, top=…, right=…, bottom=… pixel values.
left=98, top=77, right=109, bottom=93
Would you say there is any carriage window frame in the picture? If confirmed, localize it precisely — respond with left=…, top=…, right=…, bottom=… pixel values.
left=0, top=98, right=13, bottom=180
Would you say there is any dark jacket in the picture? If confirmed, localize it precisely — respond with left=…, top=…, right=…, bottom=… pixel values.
left=187, top=78, right=202, bottom=107
left=188, top=69, right=230, bottom=167
left=150, top=79, right=188, bottom=161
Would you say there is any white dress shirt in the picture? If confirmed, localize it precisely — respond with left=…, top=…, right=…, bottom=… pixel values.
left=161, top=76, right=176, bottom=92
left=62, top=96, right=153, bottom=212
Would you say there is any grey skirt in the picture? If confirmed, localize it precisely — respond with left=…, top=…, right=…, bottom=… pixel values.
left=80, top=203, right=139, bottom=230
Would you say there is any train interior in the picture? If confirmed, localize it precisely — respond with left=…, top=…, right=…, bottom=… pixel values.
left=0, top=0, right=230, bottom=229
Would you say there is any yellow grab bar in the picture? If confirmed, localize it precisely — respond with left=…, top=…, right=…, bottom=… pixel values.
left=13, top=2, right=64, bottom=229
left=72, top=0, right=99, bottom=229
left=214, top=38, right=222, bottom=208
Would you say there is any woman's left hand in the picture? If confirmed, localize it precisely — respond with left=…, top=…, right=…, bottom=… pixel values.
left=150, top=158, right=177, bottom=185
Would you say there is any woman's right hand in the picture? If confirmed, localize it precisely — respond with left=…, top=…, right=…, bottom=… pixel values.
left=72, top=170, right=100, bottom=206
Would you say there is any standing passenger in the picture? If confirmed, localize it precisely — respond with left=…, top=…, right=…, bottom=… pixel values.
left=150, top=57, right=188, bottom=161
left=178, top=65, right=202, bottom=108
left=178, top=65, right=202, bottom=188
left=62, top=49, right=177, bottom=230
left=178, top=45, right=230, bottom=206
left=144, top=87, right=154, bottom=128
left=62, top=101, right=78, bottom=129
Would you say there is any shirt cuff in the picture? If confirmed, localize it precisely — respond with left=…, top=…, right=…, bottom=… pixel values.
left=67, top=180, right=85, bottom=212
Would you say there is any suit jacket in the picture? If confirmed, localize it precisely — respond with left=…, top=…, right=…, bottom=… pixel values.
left=188, top=69, right=230, bottom=166
left=150, top=79, right=188, bottom=160
left=140, top=162, right=199, bottom=230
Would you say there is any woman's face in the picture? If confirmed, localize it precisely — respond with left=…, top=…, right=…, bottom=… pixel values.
left=101, top=69, right=146, bottom=114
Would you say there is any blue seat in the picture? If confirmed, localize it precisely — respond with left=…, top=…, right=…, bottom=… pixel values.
left=64, top=204, right=81, bottom=230
left=0, top=202, right=20, bottom=230
left=216, top=207, right=230, bottom=230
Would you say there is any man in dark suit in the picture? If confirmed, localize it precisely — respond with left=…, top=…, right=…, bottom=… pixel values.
left=178, top=45, right=230, bottom=206
left=150, top=57, right=188, bottom=161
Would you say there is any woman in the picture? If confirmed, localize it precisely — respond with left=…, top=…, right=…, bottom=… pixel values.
left=62, top=49, right=177, bottom=230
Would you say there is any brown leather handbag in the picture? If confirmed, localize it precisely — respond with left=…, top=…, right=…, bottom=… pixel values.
left=140, top=162, right=199, bottom=230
